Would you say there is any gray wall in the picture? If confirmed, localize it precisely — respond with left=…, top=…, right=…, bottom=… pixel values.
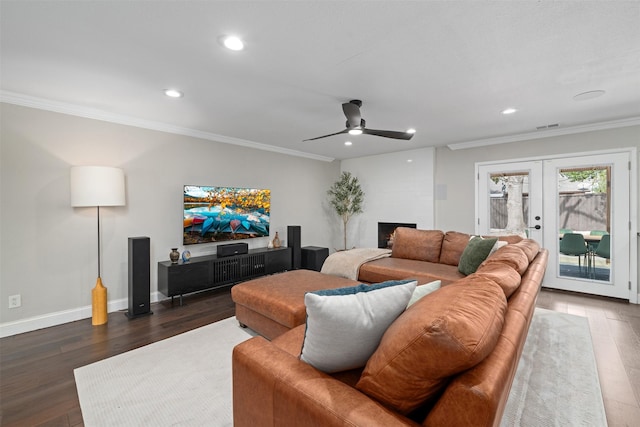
left=0, top=103, right=340, bottom=332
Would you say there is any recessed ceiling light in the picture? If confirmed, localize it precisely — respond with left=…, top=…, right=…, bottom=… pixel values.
left=407, top=128, right=416, bottom=134
left=164, top=89, right=183, bottom=98
left=573, top=90, right=605, bottom=101
left=501, top=108, right=517, bottom=115
left=348, top=129, right=363, bottom=135
left=344, top=141, right=352, bottom=146
left=222, top=35, right=244, bottom=51
left=407, top=159, right=413, bottom=163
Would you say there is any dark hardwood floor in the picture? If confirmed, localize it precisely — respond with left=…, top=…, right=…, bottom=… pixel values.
left=1, top=286, right=638, bottom=426
left=0, top=287, right=235, bottom=427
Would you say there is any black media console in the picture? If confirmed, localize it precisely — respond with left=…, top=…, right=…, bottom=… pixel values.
left=158, top=246, right=292, bottom=305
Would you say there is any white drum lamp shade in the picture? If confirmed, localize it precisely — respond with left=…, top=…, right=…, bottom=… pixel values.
left=70, top=165, right=125, bottom=326
left=70, top=166, right=126, bottom=207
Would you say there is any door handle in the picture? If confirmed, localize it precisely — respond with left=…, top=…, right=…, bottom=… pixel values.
left=528, top=225, right=541, bottom=230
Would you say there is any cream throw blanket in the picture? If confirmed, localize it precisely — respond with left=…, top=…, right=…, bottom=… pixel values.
left=320, top=248, right=392, bottom=280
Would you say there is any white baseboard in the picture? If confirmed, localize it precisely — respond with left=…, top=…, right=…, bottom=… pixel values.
left=0, top=292, right=164, bottom=338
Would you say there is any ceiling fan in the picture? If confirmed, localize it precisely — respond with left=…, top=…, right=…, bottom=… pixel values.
left=303, top=100, right=415, bottom=141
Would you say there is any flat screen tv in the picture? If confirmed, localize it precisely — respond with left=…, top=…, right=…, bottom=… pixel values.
left=183, top=185, right=270, bottom=245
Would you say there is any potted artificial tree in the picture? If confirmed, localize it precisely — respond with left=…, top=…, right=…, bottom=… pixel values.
left=327, top=171, right=364, bottom=250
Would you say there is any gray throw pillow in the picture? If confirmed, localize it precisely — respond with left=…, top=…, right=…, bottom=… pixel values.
left=300, top=279, right=416, bottom=373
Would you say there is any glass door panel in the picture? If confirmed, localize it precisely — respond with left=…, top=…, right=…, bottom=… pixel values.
left=543, top=153, right=629, bottom=299
left=477, top=161, right=542, bottom=244
left=557, top=166, right=611, bottom=282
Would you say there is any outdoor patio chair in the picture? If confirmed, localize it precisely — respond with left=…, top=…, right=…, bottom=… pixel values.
left=594, top=234, right=610, bottom=260
left=559, top=233, right=589, bottom=275
left=588, top=230, right=609, bottom=252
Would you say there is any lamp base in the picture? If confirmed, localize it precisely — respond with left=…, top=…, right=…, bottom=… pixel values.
left=92, top=277, right=108, bottom=326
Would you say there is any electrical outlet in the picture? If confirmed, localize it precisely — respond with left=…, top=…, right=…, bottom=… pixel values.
left=8, top=294, right=21, bottom=308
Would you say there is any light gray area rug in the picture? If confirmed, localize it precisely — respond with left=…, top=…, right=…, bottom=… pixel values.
left=501, top=308, right=607, bottom=426
left=75, top=309, right=606, bottom=427
left=74, top=317, right=255, bottom=427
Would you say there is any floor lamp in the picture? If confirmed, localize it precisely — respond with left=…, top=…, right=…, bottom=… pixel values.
left=70, top=166, right=126, bottom=326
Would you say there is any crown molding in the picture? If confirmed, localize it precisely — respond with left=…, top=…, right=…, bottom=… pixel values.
left=0, top=91, right=335, bottom=162
left=447, top=116, right=640, bottom=151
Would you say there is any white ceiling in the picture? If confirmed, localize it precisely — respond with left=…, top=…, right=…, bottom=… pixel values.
left=1, top=1, right=639, bottom=161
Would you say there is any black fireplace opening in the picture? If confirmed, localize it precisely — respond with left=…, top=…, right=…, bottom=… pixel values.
left=378, top=222, right=417, bottom=248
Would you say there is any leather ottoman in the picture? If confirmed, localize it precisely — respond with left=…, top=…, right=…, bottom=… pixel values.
left=231, top=269, right=359, bottom=340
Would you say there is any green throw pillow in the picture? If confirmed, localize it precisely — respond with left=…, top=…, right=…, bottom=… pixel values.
left=458, top=237, right=498, bottom=275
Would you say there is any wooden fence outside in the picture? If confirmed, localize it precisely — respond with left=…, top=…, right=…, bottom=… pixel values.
left=490, top=193, right=608, bottom=232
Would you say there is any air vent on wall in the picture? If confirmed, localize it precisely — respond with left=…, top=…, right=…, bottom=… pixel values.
left=536, top=123, right=560, bottom=130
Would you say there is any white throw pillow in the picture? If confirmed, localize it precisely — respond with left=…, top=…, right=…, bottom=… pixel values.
left=406, top=280, right=441, bottom=307
left=300, top=279, right=417, bottom=373
left=490, top=240, right=508, bottom=255
left=470, top=235, right=508, bottom=256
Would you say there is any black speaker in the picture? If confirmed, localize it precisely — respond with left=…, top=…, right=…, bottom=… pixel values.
left=302, top=246, right=329, bottom=271
left=218, top=242, right=248, bottom=257
left=288, top=225, right=301, bottom=269
left=126, top=237, right=153, bottom=319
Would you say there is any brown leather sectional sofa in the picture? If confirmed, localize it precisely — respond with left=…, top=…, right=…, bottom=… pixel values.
left=359, top=227, right=526, bottom=286
left=232, top=228, right=548, bottom=427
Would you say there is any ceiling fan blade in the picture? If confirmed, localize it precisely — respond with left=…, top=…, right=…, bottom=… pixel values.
left=362, top=128, right=414, bottom=140
left=342, top=102, right=361, bottom=128
left=303, top=129, right=348, bottom=141
left=305, top=99, right=413, bottom=142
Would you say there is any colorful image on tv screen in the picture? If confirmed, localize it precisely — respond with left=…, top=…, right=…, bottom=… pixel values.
left=183, top=185, right=270, bottom=245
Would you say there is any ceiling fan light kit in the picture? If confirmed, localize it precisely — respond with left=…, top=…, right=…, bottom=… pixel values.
left=304, top=99, right=415, bottom=142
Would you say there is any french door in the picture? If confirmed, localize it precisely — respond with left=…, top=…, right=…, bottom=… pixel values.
left=477, top=151, right=635, bottom=301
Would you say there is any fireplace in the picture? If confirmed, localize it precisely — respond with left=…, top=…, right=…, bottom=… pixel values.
left=378, top=222, right=417, bottom=248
